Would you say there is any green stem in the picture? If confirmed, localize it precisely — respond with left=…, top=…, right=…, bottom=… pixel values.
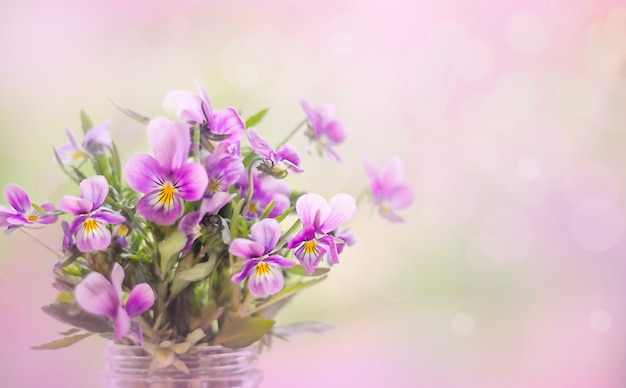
left=277, top=118, right=307, bottom=147
left=19, top=228, right=63, bottom=258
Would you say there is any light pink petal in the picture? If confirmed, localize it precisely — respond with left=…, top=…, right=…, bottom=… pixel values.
left=82, top=119, right=112, bottom=153
left=114, top=306, right=131, bottom=340
left=380, top=156, right=406, bottom=188
left=74, top=272, right=119, bottom=318
left=295, top=193, right=330, bottom=229
left=387, top=185, right=415, bottom=210
left=79, top=176, right=109, bottom=209
left=323, top=120, right=345, bottom=144
left=320, top=193, right=356, bottom=233
left=125, top=283, right=155, bottom=318
left=246, top=128, right=274, bottom=158
left=200, top=192, right=235, bottom=215
left=110, top=263, right=125, bottom=303
left=250, top=218, right=282, bottom=254
left=59, top=195, right=94, bottom=215
left=163, top=90, right=204, bottom=123
left=229, top=238, right=265, bottom=259
left=54, top=143, right=81, bottom=164
left=212, top=107, right=245, bottom=141
left=147, top=117, right=190, bottom=171
left=299, top=98, right=320, bottom=129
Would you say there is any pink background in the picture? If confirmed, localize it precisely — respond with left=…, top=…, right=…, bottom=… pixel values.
left=1, top=0, right=626, bottom=386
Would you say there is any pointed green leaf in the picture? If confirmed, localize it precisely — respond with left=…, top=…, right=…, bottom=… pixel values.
left=245, top=108, right=269, bottom=128
left=110, top=98, right=150, bottom=123
left=189, top=301, right=224, bottom=331
left=80, top=111, right=93, bottom=134
left=246, top=276, right=327, bottom=316
left=212, top=314, right=275, bottom=348
left=176, top=259, right=217, bottom=282
left=42, top=302, right=111, bottom=333
left=272, top=321, right=334, bottom=337
left=284, top=265, right=330, bottom=277
left=32, top=333, right=92, bottom=350
left=158, top=230, right=186, bottom=279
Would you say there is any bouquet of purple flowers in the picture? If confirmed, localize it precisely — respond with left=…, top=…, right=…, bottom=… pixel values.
left=0, top=83, right=413, bottom=372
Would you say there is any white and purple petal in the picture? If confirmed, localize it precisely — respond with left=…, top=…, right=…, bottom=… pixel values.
left=135, top=189, right=183, bottom=226
left=75, top=217, right=112, bottom=252
left=320, top=193, right=356, bottom=233
left=5, top=184, right=31, bottom=214
left=247, top=261, right=285, bottom=297
left=295, top=193, right=330, bottom=229
left=250, top=218, right=282, bottom=254
left=79, top=176, right=109, bottom=209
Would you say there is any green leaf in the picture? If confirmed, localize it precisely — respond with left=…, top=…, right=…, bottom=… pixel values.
left=80, top=110, right=93, bottom=134
left=175, top=259, right=217, bottom=282
left=32, top=333, right=93, bottom=350
left=110, top=98, right=150, bottom=123
left=244, top=108, right=269, bottom=128
left=212, top=314, right=275, bottom=348
left=246, top=276, right=327, bottom=317
left=272, top=321, right=334, bottom=337
left=189, top=301, right=224, bottom=331
left=284, top=265, right=330, bottom=277
left=259, top=200, right=275, bottom=220
left=158, top=230, right=186, bottom=279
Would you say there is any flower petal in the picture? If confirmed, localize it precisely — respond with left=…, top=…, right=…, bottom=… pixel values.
left=163, top=90, right=204, bottom=123
left=74, top=272, right=119, bottom=318
left=172, top=162, right=208, bottom=201
left=250, top=218, right=281, bottom=254
left=200, top=192, right=235, bottom=215
left=115, top=306, right=131, bottom=340
left=75, top=218, right=112, bottom=252
left=5, top=184, right=31, bottom=214
left=299, top=98, right=320, bottom=129
left=295, top=193, right=330, bottom=229
left=110, top=263, right=125, bottom=303
left=247, top=262, right=285, bottom=297
left=265, top=255, right=296, bottom=268
left=246, top=128, right=273, bottom=159
left=125, top=283, right=155, bottom=318
left=231, top=260, right=257, bottom=283
left=79, top=176, right=109, bottom=209
left=212, top=107, right=245, bottom=140
left=320, top=193, right=356, bottom=233
left=93, top=211, right=126, bottom=225
left=229, top=238, right=265, bottom=259
left=124, top=154, right=163, bottom=194
left=135, top=189, right=183, bottom=226
left=380, top=156, right=406, bottom=189
left=82, top=119, right=112, bottom=155
left=59, top=195, right=95, bottom=216
left=147, top=117, right=189, bottom=171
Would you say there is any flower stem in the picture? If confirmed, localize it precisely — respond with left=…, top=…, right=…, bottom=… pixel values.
left=19, top=228, right=63, bottom=258
left=277, top=119, right=307, bottom=147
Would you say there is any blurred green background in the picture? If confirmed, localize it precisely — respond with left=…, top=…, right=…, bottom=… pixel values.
left=1, top=0, right=625, bottom=386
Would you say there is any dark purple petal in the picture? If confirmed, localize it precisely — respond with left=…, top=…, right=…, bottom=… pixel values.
left=5, top=184, right=31, bottom=214
left=125, top=283, right=155, bottom=318
left=135, top=189, right=183, bottom=226
left=320, top=193, right=356, bottom=233
left=229, top=238, right=265, bottom=259
left=79, top=176, right=109, bottom=209
left=276, top=144, right=302, bottom=173
left=178, top=211, right=202, bottom=252
left=287, top=225, right=316, bottom=249
left=74, top=271, right=119, bottom=318
left=147, top=117, right=189, bottom=171
left=172, top=162, right=208, bottom=201
left=125, top=154, right=164, bottom=194
left=114, top=306, right=131, bottom=340
left=231, top=260, right=257, bottom=283
left=59, top=195, right=94, bottom=216
left=250, top=218, right=282, bottom=254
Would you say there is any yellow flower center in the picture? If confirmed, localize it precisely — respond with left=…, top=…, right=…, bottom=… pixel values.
left=114, top=224, right=128, bottom=237
left=72, top=151, right=87, bottom=160
left=27, top=214, right=39, bottom=223
left=255, top=262, right=271, bottom=276
left=157, top=182, right=176, bottom=206
left=83, top=218, right=99, bottom=233
left=209, top=179, right=220, bottom=193
left=303, top=240, right=317, bottom=255
left=248, top=202, right=258, bottom=214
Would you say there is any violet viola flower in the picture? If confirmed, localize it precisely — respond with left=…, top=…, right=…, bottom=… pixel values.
left=59, top=176, right=126, bottom=252
left=178, top=191, right=235, bottom=252
left=246, top=128, right=303, bottom=178
left=163, top=82, right=245, bottom=151
left=55, top=120, right=112, bottom=164
left=74, top=262, right=155, bottom=344
left=236, top=171, right=290, bottom=219
left=287, top=193, right=356, bottom=275
left=203, top=143, right=244, bottom=195
left=363, top=156, right=415, bottom=223
left=124, top=117, right=208, bottom=225
left=0, top=184, right=57, bottom=233
left=300, top=98, right=346, bottom=162
left=229, top=218, right=295, bottom=297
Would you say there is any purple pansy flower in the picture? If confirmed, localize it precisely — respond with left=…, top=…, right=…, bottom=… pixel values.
left=178, top=192, right=235, bottom=252
left=164, top=82, right=245, bottom=151
left=300, top=98, right=346, bottom=162
left=363, top=156, right=415, bottom=223
left=236, top=171, right=291, bottom=219
left=288, top=193, right=356, bottom=275
left=229, top=218, right=295, bottom=297
left=246, top=128, right=303, bottom=178
left=55, top=120, right=112, bottom=164
left=203, top=143, right=244, bottom=195
left=59, top=176, right=126, bottom=252
left=0, top=184, right=57, bottom=232
left=124, top=117, right=209, bottom=225
left=74, top=262, right=155, bottom=344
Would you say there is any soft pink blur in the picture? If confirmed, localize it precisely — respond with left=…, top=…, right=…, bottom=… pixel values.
left=1, top=0, right=626, bottom=386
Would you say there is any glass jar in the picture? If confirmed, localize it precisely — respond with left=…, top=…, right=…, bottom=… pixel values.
left=100, top=342, right=263, bottom=388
